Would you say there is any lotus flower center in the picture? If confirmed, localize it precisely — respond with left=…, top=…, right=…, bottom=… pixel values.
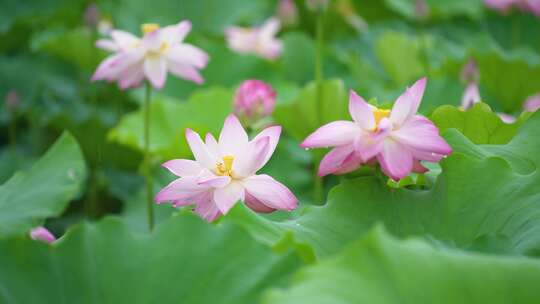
left=216, top=155, right=234, bottom=177
left=141, top=23, right=160, bottom=34
left=373, top=108, right=391, bottom=126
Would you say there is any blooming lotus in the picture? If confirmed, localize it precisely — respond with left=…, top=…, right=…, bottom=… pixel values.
left=461, top=83, right=481, bottom=110
left=155, top=114, right=297, bottom=222
left=30, top=227, right=56, bottom=244
left=233, top=80, right=276, bottom=122
left=484, top=0, right=540, bottom=16
left=92, top=20, right=209, bottom=89
left=225, top=18, right=283, bottom=60
left=301, top=78, right=452, bottom=181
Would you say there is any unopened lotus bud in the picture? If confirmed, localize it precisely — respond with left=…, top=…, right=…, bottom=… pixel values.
left=233, top=80, right=276, bottom=122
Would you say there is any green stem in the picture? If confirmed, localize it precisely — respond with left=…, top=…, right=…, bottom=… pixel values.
left=86, top=27, right=100, bottom=218
left=313, top=9, right=325, bottom=203
left=144, top=82, right=155, bottom=231
left=8, top=110, right=16, bottom=153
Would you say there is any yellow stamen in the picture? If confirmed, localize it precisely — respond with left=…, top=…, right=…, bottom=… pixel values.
left=141, top=23, right=160, bottom=34
left=216, top=156, right=234, bottom=177
left=373, top=108, right=391, bottom=125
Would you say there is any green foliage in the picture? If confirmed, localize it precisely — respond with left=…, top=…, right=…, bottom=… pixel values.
left=0, top=214, right=301, bottom=303
left=374, top=31, right=425, bottom=86
left=431, top=103, right=529, bottom=144
left=0, top=133, right=86, bottom=238
left=477, top=52, right=540, bottom=112
left=384, top=0, right=485, bottom=20
left=109, top=88, right=233, bottom=161
left=31, top=26, right=102, bottom=71
left=273, top=79, right=349, bottom=141
left=102, top=0, right=272, bottom=35
left=264, top=226, right=540, bottom=304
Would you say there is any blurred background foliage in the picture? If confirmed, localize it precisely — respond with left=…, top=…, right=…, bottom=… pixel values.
left=1, top=0, right=540, bottom=303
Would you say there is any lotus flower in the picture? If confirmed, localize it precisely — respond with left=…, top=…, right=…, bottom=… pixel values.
left=30, top=227, right=56, bottom=244
left=301, top=78, right=452, bottom=181
left=155, top=114, right=297, bottom=222
left=233, top=80, right=276, bottom=122
left=524, top=93, right=540, bottom=112
left=225, top=18, right=283, bottom=60
left=92, top=20, right=209, bottom=89
left=484, top=0, right=540, bottom=16
left=461, top=83, right=481, bottom=110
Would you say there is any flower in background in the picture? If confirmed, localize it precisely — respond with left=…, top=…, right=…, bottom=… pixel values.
left=92, top=20, right=209, bottom=89
left=301, top=78, right=452, bottom=181
left=233, top=80, right=276, bottom=124
left=461, top=83, right=481, bottom=110
left=484, top=0, right=540, bottom=16
left=225, top=18, right=283, bottom=60
left=30, top=227, right=56, bottom=244
left=524, top=93, right=540, bottom=112
left=460, top=59, right=479, bottom=84
left=155, top=114, right=297, bottom=222
left=277, top=0, right=299, bottom=27
left=460, top=59, right=481, bottom=110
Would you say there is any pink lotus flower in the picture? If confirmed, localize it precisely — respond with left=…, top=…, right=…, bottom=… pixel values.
left=233, top=80, right=276, bottom=122
left=485, top=0, right=540, bottom=16
left=30, top=227, right=56, bottom=244
left=301, top=78, right=452, bottom=181
left=461, top=83, right=481, bottom=110
left=92, top=21, right=209, bottom=89
left=524, top=93, right=540, bottom=112
left=225, top=18, right=283, bottom=60
left=155, top=114, right=297, bottom=222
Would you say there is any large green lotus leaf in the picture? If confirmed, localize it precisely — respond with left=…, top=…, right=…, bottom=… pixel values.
left=109, top=87, right=232, bottom=161
left=0, top=213, right=301, bottom=303
left=280, top=32, right=316, bottom=85
left=263, top=226, right=540, bottom=304
left=0, top=0, right=85, bottom=33
left=273, top=79, right=349, bottom=142
left=0, top=132, right=86, bottom=238
left=431, top=103, right=530, bottom=144
left=30, top=26, right=104, bottom=71
left=228, top=112, right=540, bottom=260
left=383, top=0, right=484, bottom=20
left=477, top=51, right=540, bottom=112
left=374, top=31, right=425, bottom=86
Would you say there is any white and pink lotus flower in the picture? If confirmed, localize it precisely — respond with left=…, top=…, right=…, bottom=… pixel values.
left=225, top=18, right=283, bottom=60
left=301, top=78, right=453, bottom=181
left=155, top=115, right=297, bottom=222
left=92, top=20, right=209, bottom=89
